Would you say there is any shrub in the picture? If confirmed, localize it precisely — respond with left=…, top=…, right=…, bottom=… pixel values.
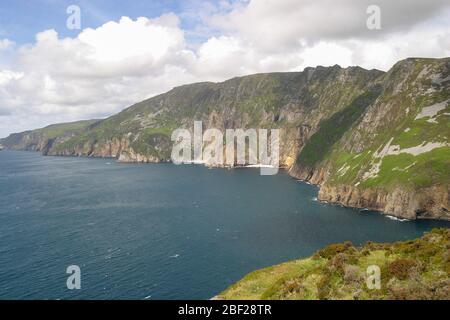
left=343, top=265, right=362, bottom=283
left=328, top=252, right=359, bottom=276
left=387, top=258, right=417, bottom=280
left=387, top=281, right=442, bottom=300
left=433, top=279, right=450, bottom=300
left=317, top=274, right=332, bottom=300
left=445, top=254, right=450, bottom=275
left=283, top=278, right=305, bottom=295
left=365, top=241, right=390, bottom=251
left=388, top=286, right=412, bottom=300
left=315, top=241, right=354, bottom=259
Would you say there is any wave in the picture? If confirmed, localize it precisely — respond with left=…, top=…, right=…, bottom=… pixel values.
left=385, top=215, right=410, bottom=222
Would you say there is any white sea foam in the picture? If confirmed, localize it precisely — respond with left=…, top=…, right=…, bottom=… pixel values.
left=245, top=164, right=277, bottom=168
left=385, top=215, right=409, bottom=222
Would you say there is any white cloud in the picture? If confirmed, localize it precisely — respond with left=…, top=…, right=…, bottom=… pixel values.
left=0, top=39, right=14, bottom=51
left=0, top=15, right=198, bottom=137
left=299, top=43, right=353, bottom=70
left=78, top=15, right=184, bottom=63
left=0, top=70, right=23, bottom=85
left=0, top=0, right=449, bottom=138
left=208, top=0, right=449, bottom=51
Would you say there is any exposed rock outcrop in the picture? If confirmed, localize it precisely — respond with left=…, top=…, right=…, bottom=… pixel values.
left=1, top=57, right=449, bottom=220
left=317, top=184, right=450, bottom=220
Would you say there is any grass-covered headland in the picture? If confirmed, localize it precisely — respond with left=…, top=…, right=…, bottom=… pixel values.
left=216, top=228, right=450, bottom=300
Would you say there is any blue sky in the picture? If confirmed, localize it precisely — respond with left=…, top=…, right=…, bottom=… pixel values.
left=0, top=0, right=222, bottom=45
left=0, top=0, right=449, bottom=138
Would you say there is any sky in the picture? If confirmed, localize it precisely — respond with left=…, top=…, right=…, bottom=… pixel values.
left=0, top=0, right=449, bottom=138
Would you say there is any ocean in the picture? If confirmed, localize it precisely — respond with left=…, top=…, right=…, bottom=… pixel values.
left=0, top=151, right=448, bottom=299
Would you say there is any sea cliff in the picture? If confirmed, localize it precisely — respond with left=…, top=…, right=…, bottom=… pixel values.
left=2, top=57, right=449, bottom=220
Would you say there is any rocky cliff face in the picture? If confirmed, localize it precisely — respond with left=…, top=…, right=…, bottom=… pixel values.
left=317, top=184, right=449, bottom=220
left=290, top=58, right=450, bottom=220
left=2, top=57, right=449, bottom=220
left=43, top=65, right=381, bottom=165
left=0, top=120, right=99, bottom=153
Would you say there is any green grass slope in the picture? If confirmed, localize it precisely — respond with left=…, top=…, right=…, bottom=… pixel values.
left=0, top=119, right=99, bottom=150
left=51, top=66, right=382, bottom=160
left=325, top=58, right=450, bottom=191
left=294, top=58, right=449, bottom=192
left=216, top=228, right=450, bottom=300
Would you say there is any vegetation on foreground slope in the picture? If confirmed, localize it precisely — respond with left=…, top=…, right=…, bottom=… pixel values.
left=216, top=228, right=450, bottom=300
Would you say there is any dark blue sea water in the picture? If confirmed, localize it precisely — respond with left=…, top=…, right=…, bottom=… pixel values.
left=0, top=151, right=448, bottom=299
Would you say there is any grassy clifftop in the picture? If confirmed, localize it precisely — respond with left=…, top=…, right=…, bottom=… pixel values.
left=323, top=58, right=450, bottom=191
left=0, top=119, right=99, bottom=151
left=290, top=57, right=449, bottom=219
left=216, top=228, right=450, bottom=300
left=48, top=65, right=380, bottom=160
left=2, top=57, right=448, bottom=219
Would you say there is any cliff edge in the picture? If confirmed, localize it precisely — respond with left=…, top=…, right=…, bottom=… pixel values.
left=1, top=57, right=449, bottom=220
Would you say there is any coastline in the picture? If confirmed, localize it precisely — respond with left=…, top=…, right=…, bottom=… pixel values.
left=215, top=228, right=450, bottom=300
left=2, top=148, right=448, bottom=221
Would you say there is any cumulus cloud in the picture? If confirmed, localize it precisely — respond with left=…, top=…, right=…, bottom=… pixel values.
left=0, top=39, right=14, bottom=51
left=0, top=0, right=449, bottom=137
left=208, top=0, right=449, bottom=51
left=0, top=15, right=199, bottom=137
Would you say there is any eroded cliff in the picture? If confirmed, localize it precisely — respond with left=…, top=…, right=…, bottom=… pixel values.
left=2, top=58, right=449, bottom=220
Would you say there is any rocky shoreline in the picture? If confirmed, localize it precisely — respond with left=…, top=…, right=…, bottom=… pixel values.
left=317, top=184, right=450, bottom=221
left=4, top=145, right=449, bottom=221
left=2, top=58, right=449, bottom=221
left=289, top=164, right=449, bottom=221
